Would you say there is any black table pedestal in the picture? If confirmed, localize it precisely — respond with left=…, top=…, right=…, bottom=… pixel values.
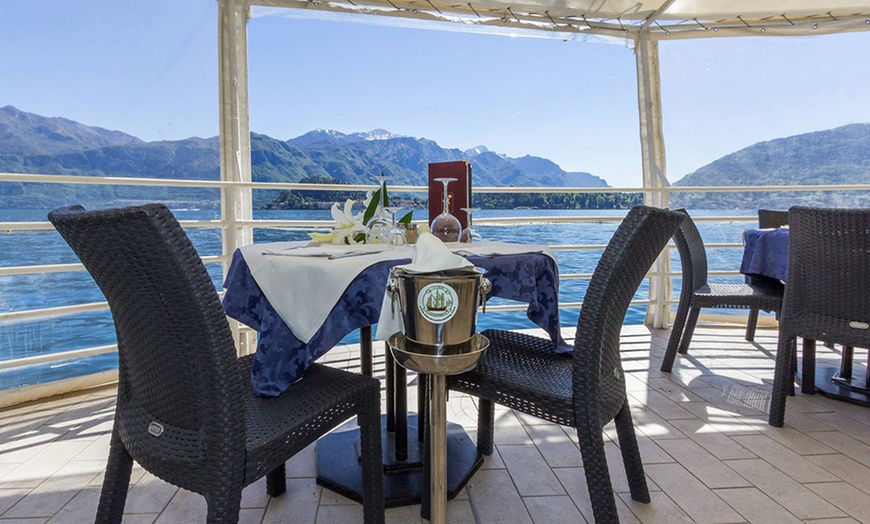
left=315, top=414, right=482, bottom=507
left=315, top=329, right=483, bottom=507
left=807, top=364, right=870, bottom=407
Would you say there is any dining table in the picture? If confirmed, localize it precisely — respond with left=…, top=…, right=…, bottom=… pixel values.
left=740, top=227, right=870, bottom=406
left=221, top=239, right=570, bottom=506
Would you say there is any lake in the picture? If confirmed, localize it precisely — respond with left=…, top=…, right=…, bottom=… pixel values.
left=0, top=207, right=757, bottom=389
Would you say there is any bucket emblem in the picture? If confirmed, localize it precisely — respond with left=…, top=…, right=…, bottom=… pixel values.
left=417, top=283, right=459, bottom=324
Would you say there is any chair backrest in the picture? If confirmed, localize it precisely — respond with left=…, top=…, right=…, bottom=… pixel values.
left=671, top=210, right=708, bottom=293
left=572, top=206, right=685, bottom=425
left=758, top=209, right=789, bottom=229
left=48, top=204, right=245, bottom=485
left=782, top=206, right=870, bottom=347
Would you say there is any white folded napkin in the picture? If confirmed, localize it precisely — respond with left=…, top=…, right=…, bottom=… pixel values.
left=376, top=233, right=474, bottom=340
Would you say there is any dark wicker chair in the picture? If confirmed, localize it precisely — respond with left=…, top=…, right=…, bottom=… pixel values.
left=757, top=209, right=789, bottom=229
left=660, top=211, right=784, bottom=373
left=769, top=206, right=870, bottom=427
left=447, top=206, right=685, bottom=523
left=48, top=204, right=385, bottom=524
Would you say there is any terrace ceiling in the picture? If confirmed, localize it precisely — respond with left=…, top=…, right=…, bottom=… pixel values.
left=251, top=0, right=870, bottom=41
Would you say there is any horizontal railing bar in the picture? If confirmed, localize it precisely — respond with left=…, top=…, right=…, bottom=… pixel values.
left=3, top=172, right=870, bottom=194
left=0, top=344, right=117, bottom=370
left=0, top=301, right=109, bottom=322
left=1, top=219, right=225, bottom=233
left=0, top=254, right=227, bottom=277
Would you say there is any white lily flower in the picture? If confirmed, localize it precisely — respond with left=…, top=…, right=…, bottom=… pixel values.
left=330, top=199, right=366, bottom=244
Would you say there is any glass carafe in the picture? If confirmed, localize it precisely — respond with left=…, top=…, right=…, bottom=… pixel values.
left=430, top=177, right=461, bottom=243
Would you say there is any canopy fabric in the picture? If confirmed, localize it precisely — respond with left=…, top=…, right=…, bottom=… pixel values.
left=252, top=0, right=870, bottom=40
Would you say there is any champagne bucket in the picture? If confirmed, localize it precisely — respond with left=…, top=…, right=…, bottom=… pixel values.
left=387, top=266, right=491, bottom=347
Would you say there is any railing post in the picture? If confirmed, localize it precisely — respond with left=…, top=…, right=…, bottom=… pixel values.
left=218, top=0, right=255, bottom=354
left=635, top=31, right=673, bottom=329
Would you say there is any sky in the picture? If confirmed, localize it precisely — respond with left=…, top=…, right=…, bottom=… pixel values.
left=2, top=0, right=870, bottom=187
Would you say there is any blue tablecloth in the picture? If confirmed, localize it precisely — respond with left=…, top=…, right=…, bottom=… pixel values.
left=740, top=228, right=790, bottom=283
left=223, top=249, right=569, bottom=397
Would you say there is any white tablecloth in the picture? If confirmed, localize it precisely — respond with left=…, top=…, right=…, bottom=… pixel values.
left=240, top=240, right=556, bottom=344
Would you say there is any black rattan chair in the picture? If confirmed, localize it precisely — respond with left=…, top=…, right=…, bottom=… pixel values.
left=447, top=206, right=685, bottom=523
left=48, top=204, right=384, bottom=524
left=768, top=206, right=870, bottom=427
left=660, top=211, right=784, bottom=373
left=757, top=209, right=789, bottom=230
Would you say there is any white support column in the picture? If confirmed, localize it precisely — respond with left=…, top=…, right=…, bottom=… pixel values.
left=219, top=0, right=255, bottom=354
left=635, top=32, right=673, bottom=329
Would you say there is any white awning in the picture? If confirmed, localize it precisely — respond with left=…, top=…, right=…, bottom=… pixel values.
left=250, top=0, right=870, bottom=40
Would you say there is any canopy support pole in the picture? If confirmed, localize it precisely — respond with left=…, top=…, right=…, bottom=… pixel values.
left=219, top=0, right=255, bottom=353
left=635, top=31, right=673, bottom=329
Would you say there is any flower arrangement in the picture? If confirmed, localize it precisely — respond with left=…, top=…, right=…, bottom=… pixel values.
left=309, top=176, right=416, bottom=245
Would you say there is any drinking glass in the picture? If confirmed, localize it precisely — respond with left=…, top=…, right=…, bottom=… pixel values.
left=430, top=177, right=461, bottom=243
left=460, top=207, right=482, bottom=243
left=366, top=174, right=391, bottom=244
left=380, top=207, right=407, bottom=247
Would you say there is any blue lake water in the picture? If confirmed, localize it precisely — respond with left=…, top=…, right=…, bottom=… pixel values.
left=0, top=207, right=758, bottom=389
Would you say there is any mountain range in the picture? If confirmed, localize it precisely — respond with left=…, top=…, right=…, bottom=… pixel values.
left=0, top=105, right=606, bottom=209
left=2, top=105, right=869, bottom=210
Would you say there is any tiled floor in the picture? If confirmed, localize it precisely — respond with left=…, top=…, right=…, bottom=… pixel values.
left=2, top=325, right=870, bottom=523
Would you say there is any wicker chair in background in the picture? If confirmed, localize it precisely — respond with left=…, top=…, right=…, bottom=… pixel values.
left=48, top=204, right=385, bottom=524
left=768, top=206, right=870, bottom=427
left=447, top=206, right=685, bottom=523
left=660, top=210, right=784, bottom=373
left=757, top=209, right=790, bottom=230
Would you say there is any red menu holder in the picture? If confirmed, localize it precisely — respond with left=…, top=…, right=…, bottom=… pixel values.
left=428, top=161, right=472, bottom=231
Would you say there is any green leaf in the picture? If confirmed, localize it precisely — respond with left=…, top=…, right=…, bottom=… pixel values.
left=362, top=187, right=381, bottom=225
left=398, top=209, right=413, bottom=225
left=353, top=231, right=366, bottom=243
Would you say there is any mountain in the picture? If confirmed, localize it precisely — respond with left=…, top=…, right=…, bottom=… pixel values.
left=0, top=106, right=612, bottom=209
left=672, top=124, right=870, bottom=209
left=0, top=105, right=143, bottom=155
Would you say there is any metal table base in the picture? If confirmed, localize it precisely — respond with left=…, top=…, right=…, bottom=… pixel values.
left=315, top=328, right=483, bottom=507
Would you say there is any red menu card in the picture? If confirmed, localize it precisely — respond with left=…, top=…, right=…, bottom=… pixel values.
left=428, top=161, right=472, bottom=230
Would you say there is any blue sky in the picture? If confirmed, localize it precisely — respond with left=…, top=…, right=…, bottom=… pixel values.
left=2, top=0, right=869, bottom=187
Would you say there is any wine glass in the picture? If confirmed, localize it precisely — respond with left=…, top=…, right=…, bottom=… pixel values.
left=380, top=207, right=407, bottom=247
left=460, top=207, right=482, bottom=243
left=430, top=177, right=461, bottom=243
left=366, top=174, right=391, bottom=244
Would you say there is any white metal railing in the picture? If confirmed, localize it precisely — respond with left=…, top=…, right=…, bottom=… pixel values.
left=2, top=170, right=869, bottom=402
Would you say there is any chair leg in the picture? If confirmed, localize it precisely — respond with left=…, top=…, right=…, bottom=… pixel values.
left=96, top=426, right=134, bottom=524
left=745, top=308, right=759, bottom=341
left=787, top=338, right=796, bottom=396
left=678, top=307, right=701, bottom=355
left=477, top=398, right=495, bottom=456
left=661, top=301, right=690, bottom=373
left=266, top=463, right=286, bottom=497
left=769, top=335, right=796, bottom=427
left=205, top=491, right=242, bottom=524
left=801, top=339, right=816, bottom=395
left=358, top=406, right=385, bottom=524
left=575, top=422, right=619, bottom=524
left=613, top=402, right=650, bottom=504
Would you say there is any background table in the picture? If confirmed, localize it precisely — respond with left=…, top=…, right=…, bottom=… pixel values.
left=740, top=228, right=870, bottom=406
